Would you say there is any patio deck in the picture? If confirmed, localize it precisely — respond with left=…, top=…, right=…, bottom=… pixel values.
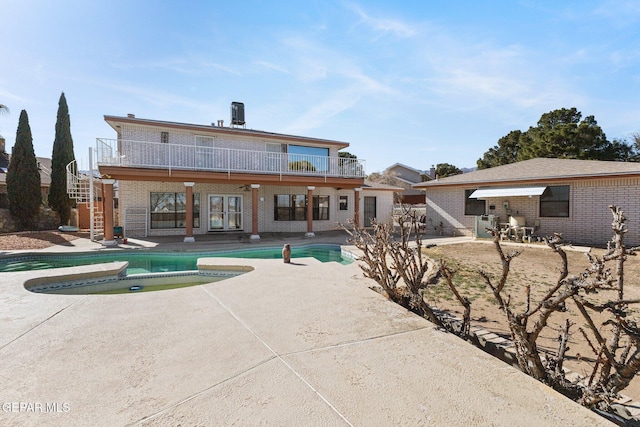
left=0, top=232, right=613, bottom=426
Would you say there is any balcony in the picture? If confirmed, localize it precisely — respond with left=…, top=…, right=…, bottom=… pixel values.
left=96, top=138, right=365, bottom=179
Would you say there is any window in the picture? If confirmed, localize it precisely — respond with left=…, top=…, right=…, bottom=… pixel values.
left=274, top=195, right=330, bottom=221
left=313, top=196, right=329, bottom=220
left=464, top=189, right=485, bottom=215
left=288, top=145, right=329, bottom=172
left=195, top=136, right=215, bottom=168
left=274, top=194, right=306, bottom=221
left=195, top=135, right=214, bottom=147
left=339, top=195, right=348, bottom=210
left=161, top=132, right=169, bottom=143
left=540, top=185, right=569, bottom=217
left=150, top=192, right=200, bottom=229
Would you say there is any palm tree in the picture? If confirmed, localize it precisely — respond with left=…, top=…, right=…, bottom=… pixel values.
left=0, top=104, right=9, bottom=115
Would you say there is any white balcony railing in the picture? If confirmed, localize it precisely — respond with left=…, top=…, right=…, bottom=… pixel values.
left=96, top=138, right=366, bottom=178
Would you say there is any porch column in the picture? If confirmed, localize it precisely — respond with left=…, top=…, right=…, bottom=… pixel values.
left=102, top=179, right=117, bottom=247
left=306, top=186, right=315, bottom=237
left=250, top=184, right=260, bottom=240
left=184, top=182, right=195, bottom=243
left=354, top=187, right=361, bottom=228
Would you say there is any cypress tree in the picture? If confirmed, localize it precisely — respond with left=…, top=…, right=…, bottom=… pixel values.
left=7, top=110, right=42, bottom=230
left=48, top=92, right=76, bottom=225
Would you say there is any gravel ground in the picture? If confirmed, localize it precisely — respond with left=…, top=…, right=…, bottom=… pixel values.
left=0, top=231, right=89, bottom=251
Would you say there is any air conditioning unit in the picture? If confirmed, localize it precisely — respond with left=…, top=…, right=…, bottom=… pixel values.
left=475, top=214, right=497, bottom=238
left=231, top=102, right=245, bottom=126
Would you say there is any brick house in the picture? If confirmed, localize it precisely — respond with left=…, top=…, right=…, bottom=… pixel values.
left=413, top=158, right=640, bottom=246
left=88, top=110, right=395, bottom=244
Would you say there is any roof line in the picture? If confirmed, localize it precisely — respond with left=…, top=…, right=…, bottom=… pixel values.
left=104, top=115, right=351, bottom=149
left=414, top=171, right=640, bottom=188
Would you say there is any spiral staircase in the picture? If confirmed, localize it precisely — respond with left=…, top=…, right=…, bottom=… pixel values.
left=66, top=159, right=103, bottom=241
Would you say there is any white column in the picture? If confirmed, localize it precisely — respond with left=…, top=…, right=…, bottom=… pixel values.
left=306, top=186, right=315, bottom=237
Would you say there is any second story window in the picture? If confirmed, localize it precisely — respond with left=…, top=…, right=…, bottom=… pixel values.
left=161, top=132, right=169, bottom=143
left=288, top=145, right=329, bottom=172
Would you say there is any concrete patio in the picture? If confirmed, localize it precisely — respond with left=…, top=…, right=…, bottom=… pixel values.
left=0, top=232, right=613, bottom=426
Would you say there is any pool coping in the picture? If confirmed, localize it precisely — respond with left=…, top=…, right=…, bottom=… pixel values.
left=0, top=242, right=354, bottom=271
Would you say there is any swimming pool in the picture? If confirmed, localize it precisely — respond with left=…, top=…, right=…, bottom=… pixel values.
left=0, top=244, right=353, bottom=274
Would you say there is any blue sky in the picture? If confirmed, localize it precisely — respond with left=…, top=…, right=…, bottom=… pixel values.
left=1, top=1, right=639, bottom=173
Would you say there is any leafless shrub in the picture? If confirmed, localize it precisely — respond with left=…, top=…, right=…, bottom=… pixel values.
left=345, top=204, right=640, bottom=419
left=568, top=206, right=640, bottom=410
left=481, top=205, right=640, bottom=412
left=342, top=206, right=470, bottom=336
left=478, top=231, right=582, bottom=399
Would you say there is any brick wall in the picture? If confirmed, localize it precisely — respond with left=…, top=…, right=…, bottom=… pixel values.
left=424, top=178, right=640, bottom=246
left=119, top=125, right=341, bottom=157
left=117, top=181, right=362, bottom=236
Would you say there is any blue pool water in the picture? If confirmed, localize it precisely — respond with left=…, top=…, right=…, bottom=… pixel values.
left=0, top=244, right=352, bottom=274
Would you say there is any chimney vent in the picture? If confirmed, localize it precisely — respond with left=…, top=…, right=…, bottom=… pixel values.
left=127, top=113, right=135, bottom=118
left=217, top=120, right=224, bottom=127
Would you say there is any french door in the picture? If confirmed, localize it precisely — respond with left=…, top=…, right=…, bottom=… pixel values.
left=208, top=195, right=243, bottom=231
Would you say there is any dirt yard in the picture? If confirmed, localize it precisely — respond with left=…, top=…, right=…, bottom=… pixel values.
left=423, top=240, right=640, bottom=402
left=0, top=231, right=89, bottom=251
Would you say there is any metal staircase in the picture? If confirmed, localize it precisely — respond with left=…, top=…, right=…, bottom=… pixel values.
left=66, top=158, right=104, bottom=241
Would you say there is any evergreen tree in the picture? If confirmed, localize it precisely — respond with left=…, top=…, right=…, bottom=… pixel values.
left=48, top=92, right=76, bottom=225
left=435, top=162, right=463, bottom=178
left=477, top=130, right=524, bottom=169
left=520, top=108, right=611, bottom=160
left=477, top=107, right=632, bottom=168
left=7, top=110, right=42, bottom=230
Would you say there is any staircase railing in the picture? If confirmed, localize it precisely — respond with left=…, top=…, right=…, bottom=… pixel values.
left=66, top=159, right=103, bottom=241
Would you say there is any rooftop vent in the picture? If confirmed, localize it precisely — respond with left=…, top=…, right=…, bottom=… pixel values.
left=127, top=113, right=135, bottom=118
left=231, top=102, right=245, bottom=127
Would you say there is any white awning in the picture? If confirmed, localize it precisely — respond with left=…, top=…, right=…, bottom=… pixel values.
left=469, top=186, right=547, bottom=199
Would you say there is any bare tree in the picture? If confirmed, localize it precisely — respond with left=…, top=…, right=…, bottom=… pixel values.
left=479, top=206, right=640, bottom=410
left=345, top=202, right=640, bottom=418
left=343, top=207, right=471, bottom=336
left=570, top=206, right=640, bottom=409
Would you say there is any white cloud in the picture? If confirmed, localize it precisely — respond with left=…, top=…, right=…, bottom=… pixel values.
left=254, top=61, right=291, bottom=74
left=592, top=0, right=640, bottom=26
left=200, top=61, right=242, bottom=76
left=346, top=2, right=418, bottom=39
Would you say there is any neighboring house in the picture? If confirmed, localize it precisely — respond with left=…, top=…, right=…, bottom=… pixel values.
left=89, top=112, right=396, bottom=244
left=0, top=137, right=51, bottom=208
left=384, top=163, right=434, bottom=204
left=413, top=158, right=640, bottom=246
